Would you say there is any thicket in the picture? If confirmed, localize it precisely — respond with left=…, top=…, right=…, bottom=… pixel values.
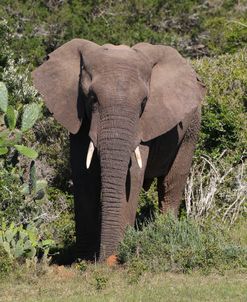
left=0, top=0, right=247, bottom=63
left=118, top=214, right=247, bottom=275
left=0, top=0, right=246, bottom=274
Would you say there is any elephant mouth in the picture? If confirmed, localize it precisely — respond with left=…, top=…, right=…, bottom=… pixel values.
left=86, top=140, right=142, bottom=170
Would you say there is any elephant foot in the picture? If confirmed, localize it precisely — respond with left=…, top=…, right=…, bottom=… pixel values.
left=106, top=255, right=118, bottom=266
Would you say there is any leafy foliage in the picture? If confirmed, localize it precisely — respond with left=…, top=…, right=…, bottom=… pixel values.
left=136, top=180, right=159, bottom=226
left=0, top=0, right=246, bottom=269
left=21, top=103, right=41, bottom=132
left=118, top=214, right=247, bottom=273
left=0, top=82, right=40, bottom=158
left=0, top=72, right=72, bottom=261
left=193, top=49, right=247, bottom=159
left=0, top=81, right=8, bottom=112
left=0, top=221, right=54, bottom=260
left=0, top=0, right=246, bottom=66
left=0, top=245, right=12, bottom=277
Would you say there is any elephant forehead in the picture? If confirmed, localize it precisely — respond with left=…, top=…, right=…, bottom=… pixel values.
left=84, top=47, right=149, bottom=76
left=102, top=44, right=131, bottom=51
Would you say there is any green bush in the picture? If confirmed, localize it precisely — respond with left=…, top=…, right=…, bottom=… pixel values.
left=136, top=180, right=159, bottom=226
left=204, top=17, right=247, bottom=55
left=44, top=187, right=75, bottom=247
left=0, top=82, right=50, bottom=226
left=0, top=64, right=73, bottom=261
left=193, top=49, right=247, bottom=160
left=0, top=81, right=40, bottom=159
left=0, top=0, right=246, bottom=66
left=93, top=271, right=109, bottom=290
left=118, top=214, right=247, bottom=273
left=0, top=245, right=12, bottom=277
left=0, top=24, right=75, bottom=261
left=0, top=221, right=54, bottom=261
left=0, top=0, right=246, bottom=272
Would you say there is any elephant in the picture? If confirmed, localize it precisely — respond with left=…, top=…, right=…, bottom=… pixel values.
left=32, top=39, right=206, bottom=262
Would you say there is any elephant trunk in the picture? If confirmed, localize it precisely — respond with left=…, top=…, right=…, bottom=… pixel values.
left=98, top=107, right=136, bottom=260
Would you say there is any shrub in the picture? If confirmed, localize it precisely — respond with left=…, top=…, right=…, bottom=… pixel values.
left=0, top=245, right=12, bottom=277
left=0, top=221, right=54, bottom=261
left=0, top=82, right=41, bottom=157
left=0, top=0, right=246, bottom=65
left=204, top=17, right=247, bottom=55
left=118, top=214, right=247, bottom=273
left=193, top=48, right=247, bottom=160
left=0, top=70, right=73, bottom=261
left=0, top=20, right=74, bottom=263
left=0, top=81, right=48, bottom=225
left=0, top=1, right=246, bottom=271
left=93, top=271, right=109, bottom=290
left=136, top=180, right=159, bottom=226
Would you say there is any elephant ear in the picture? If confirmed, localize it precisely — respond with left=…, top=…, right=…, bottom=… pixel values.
left=32, top=39, right=99, bottom=134
left=133, top=43, right=206, bottom=142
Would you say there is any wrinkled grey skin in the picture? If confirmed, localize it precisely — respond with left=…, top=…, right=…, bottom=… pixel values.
left=32, top=39, right=205, bottom=261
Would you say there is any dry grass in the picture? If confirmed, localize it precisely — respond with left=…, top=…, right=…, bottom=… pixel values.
left=185, top=154, right=247, bottom=223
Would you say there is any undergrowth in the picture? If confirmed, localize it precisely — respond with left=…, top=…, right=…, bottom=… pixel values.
left=0, top=0, right=246, bottom=281
left=118, top=214, right=247, bottom=274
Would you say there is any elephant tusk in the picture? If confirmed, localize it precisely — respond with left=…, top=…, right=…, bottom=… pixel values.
left=86, top=141, right=95, bottom=169
left=135, top=146, right=142, bottom=169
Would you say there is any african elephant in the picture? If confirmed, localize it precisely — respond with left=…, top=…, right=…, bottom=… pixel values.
left=32, top=39, right=205, bottom=262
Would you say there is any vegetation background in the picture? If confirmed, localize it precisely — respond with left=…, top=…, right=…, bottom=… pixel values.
left=0, top=1, right=246, bottom=301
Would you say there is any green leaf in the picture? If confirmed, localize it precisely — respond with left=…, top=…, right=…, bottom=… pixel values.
left=14, top=145, right=38, bottom=159
left=6, top=105, right=18, bottom=130
left=0, top=129, right=22, bottom=147
left=8, top=130, right=22, bottom=146
left=26, top=225, right=38, bottom=243
left=42, top=239, right=54, bottom=246
left=18, top=230, right=26, bottom=241
left=36, top=180, right=48, bottom=191
left=5, top=229, right=15, bottom=243
left=2, top=242, right=11, bottom=255
left=0, top=82, right=8, bottom=113
left=21, top=184, right=29, bottom=195
left=0, top=115, right=5, bottom=126
left=0, top=132, right=8, bottom=147
left=21, top=103, right=40, bottom=132
left=26, top=245, right=36, bottom=258
left=0, top=146, right=8, bottom=155
left=35, top=180, right=47, bottom=200
left=14, top=240, right=25, bottom=258
left=24, top=240, right=32, bottom=250
left=1, top=219, right=7, bottom=231
left=9, top=222, right=15, bottom=231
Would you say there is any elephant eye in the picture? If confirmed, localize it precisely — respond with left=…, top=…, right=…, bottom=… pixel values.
left=140, top=97, right=147, bottom=116
left=88, top=90, right=98, bottom=104
left=88, top=90, right=98, bottom=112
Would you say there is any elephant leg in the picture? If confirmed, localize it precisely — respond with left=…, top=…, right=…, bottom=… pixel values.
left=70, top=128, right=101, bottom=260
left=157, top=115, right=200, bottom=215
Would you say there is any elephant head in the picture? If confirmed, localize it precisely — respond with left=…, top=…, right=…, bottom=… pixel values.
left=32, top=39, right=205, bottom=260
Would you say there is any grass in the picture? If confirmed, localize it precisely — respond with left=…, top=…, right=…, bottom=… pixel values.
left=0, top=265, right=247, bottom=302
left=1, top=215, right=246, bottom=302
